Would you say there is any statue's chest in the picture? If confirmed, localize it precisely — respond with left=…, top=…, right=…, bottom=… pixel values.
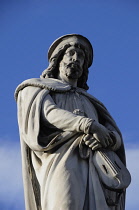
left=50, top=91, right=98, bottom=121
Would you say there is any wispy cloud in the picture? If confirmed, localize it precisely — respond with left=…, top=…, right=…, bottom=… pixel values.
left=0, top=138, right=138, bottom=210
left=0, top=139, right=25, bottom=210
left=125, top=147, right=139, bottom=210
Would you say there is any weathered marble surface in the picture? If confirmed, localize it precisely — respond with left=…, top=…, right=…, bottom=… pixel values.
left=15, top=34, right=130, bottom=210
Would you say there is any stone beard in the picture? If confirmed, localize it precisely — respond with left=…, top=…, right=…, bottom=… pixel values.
left=15, top=34, right=130, bottom=210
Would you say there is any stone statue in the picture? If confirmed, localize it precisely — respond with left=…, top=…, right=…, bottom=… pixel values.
left=15, top=34, right=131, bottom=210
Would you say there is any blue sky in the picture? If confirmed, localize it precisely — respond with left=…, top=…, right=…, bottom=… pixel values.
left=1, top=0, right=139, bottom=209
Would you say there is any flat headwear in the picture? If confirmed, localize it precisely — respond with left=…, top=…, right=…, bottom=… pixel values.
left=48, top=34, right=93, bottom=67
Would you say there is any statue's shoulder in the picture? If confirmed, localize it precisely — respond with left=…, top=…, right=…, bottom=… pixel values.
left=14, top=78, right=71, bottom=100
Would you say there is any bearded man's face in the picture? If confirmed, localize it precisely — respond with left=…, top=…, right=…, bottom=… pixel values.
left=59, top=46, right=85, bottom=80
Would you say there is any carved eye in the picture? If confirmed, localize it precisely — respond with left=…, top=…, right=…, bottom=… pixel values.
left=68, top=50, right=75, bottom=56
left=66, top=49, right=85, bottom=58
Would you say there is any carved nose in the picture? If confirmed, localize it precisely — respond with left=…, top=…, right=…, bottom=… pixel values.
left=72, top=52, right=78, bottom=61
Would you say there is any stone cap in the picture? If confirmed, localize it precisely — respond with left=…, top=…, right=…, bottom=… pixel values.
left=48, top=34, right=93, bottom=67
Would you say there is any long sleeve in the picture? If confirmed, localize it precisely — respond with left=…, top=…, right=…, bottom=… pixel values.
left=41, top=93, right=93, bottom=134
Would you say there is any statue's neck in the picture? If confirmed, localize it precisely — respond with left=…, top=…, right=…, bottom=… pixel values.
left=58, top=74, right=77, bottom=87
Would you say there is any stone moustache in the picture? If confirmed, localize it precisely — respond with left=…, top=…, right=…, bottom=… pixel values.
left=15, top=34, right=131, bottom=210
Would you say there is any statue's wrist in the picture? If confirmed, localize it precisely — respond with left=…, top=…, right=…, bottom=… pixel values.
left=88, top=120, right=97, bottom=134
left=83, top=119, right=94, bottom=134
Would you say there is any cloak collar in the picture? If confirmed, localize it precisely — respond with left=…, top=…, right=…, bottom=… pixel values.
left=15, top=78, right=88, bottom=101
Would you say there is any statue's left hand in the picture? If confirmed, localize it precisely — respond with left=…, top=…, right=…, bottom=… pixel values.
left=89, top=121, right=114, bottom=148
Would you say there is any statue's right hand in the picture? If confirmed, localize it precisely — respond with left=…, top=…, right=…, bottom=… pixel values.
left=89, top=121, right=113, bottom=148
left=83, top=134, right=102, bottom=150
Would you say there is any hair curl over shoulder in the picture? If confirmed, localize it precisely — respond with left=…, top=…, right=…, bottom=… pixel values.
left=40, top=43, right=90, bottom=90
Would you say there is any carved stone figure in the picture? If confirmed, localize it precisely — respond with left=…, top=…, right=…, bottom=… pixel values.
left=15, top=34, right=131, bottom=210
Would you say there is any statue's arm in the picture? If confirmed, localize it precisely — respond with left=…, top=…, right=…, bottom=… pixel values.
left=41, top=92, right=121, bottom=150
left=41, top=94, right=93, bottom=134
left=104, top=122, right=122, bottom=150
left=88, top=120, right=121, bottom=150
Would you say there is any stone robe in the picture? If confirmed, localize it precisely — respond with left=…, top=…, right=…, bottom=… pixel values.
left=15, top=78, right=126, bottom=210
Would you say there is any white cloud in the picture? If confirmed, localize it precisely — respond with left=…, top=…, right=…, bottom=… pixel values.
left=0, top=139, right=138, bottom=210
left=0, top=139, right=25, bottom=210
left=125, top=146, right=139, bottom=210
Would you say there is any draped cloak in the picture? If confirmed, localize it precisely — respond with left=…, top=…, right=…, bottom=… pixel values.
left=15, top=78, right=126, bottom=210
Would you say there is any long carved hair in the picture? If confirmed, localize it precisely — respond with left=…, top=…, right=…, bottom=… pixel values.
left=40, top=43, right=90, bottom=90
